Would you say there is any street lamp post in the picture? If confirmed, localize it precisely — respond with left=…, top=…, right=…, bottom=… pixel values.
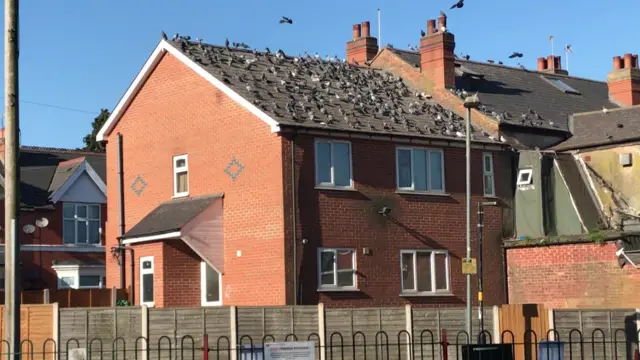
left=463, top=93, right=480, bottom=340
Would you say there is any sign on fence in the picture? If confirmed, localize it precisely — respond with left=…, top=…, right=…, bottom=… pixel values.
left=264, top=342, right=316, bottom=360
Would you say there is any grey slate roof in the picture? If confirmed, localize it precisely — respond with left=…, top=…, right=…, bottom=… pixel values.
left=120, top=193, right=223, bottom=239
left=552, top=106, right=640, bottom=151
left=2, top=147, right=106, bottom=207
left=555, top=153, right=603, bottom=231
left=388, top=48, right=617, bottom=133
left=167, top=38, right=500, bottom=143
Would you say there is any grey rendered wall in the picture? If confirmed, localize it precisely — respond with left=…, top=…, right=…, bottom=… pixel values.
left=552, top=164, right=584, bottom=236
left=515, top=151, right=545, bottom=238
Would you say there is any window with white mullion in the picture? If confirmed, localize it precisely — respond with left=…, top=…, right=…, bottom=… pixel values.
left=400, top=250, right=450, bottom=294
left=396, top=148, right=445, bottom=193
left=173, top=154, right=189, bottom=197
left=63, top=203, right=101, bottom=245
left=317, top=248, right=356, bottom=289
left=315, top=140, right=353, bottom=188
left=483, top=152, right=495, bottom=197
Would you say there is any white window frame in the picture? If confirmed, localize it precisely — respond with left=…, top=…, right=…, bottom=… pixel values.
left=314, top=139, right=354, bottom=189
left=483, top=152, right=495, bottom=197
left=140, top=256, right=155, bottom=307
left=395, top=147, right=446, bottom=193
left=516, top=168, right=533, bottom=186
left=62, top=203, right=102, bottom=245
left=173, top=154, right=189, bottom=197
left=52, top=266, right=106, bottom=290
left=400, top=250, right=451, bottom=295
left=316, top=248, right=357, bottom=290
left=200, top=262, right=222, bottom=306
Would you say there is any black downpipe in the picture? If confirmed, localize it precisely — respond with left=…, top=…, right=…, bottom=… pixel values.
left=117, top=133, right=126, bottom=289
left=123, top=247, right=135, bottom=305
left=290, top=134, right=298, bottom=305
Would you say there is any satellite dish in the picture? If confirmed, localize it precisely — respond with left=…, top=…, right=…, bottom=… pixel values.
left=22, top=224, right=36, bottom=234
left=35, top=217, right=49, bottom=228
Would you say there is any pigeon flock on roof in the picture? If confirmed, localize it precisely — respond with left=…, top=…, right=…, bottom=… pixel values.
left=166, top=34, right=498, bottom=142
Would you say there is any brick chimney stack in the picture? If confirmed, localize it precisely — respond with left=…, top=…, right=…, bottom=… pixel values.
left=420, top=13, right=456, bottom=89
left=607, top=53, right=640, bottom=106
left=537, top=55, right=568, bottom=75
left=346, top=21, right=379, bottom=65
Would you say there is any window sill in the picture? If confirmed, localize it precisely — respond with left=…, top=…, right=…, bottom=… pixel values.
left=142, top=303, right=155, bottom=308
left=172, top=193, right=190, bottom=199
left=400, top=292, right=454, bottom=297
left=202, top=302, right=222, bottom=307
left=395, top=190, right=450, bottom=197
left=315, top=186, right=357, bottom=192
left=317, top=288, right=360, bottom=293
left=483, top=195, right=499, bottom=199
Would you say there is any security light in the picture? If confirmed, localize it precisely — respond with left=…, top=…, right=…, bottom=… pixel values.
left=378, top=206, right=392, bottom=216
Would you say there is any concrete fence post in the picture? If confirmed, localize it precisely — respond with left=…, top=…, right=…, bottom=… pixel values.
left=141, top=305, right=149, bottom=360
left=43, top=289, right=50, bottom=304
left=492, top=306, right=500, bottom=343
left=230, top=306, right=238, bottom=360
left=318, top=303, right=326, bottom=360
left=405, top=304, right=413, bottom=360
left=52, top=302, right=59, bottom=360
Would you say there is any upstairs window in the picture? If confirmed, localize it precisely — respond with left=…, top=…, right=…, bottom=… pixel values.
left=396, top=147, right=445, bottom=193
left=173, top=155, right=189, bottom=197
left=483, top=153, right=495, bottom=196
left=63, top=203, right=101, bottom=245
left=315, top=140, right=353, bottom=189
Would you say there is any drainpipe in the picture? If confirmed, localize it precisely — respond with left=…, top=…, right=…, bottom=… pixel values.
left=123, top=247, right=135, bottom=305
left=291, top=134, right=299, bottom=305
left=117, top=133, right=126, bottom=289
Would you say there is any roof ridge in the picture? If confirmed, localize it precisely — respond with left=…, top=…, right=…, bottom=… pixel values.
left=20, top=145, right=105, bottom=156
left=457, top=59, right=607, bottom=84
left=572, top=104, right=640, bottom=118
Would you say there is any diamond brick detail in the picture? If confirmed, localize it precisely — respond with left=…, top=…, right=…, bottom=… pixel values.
left=131, top=175, right=148, bottom=197
left=224, top=157, right=244, bottom=181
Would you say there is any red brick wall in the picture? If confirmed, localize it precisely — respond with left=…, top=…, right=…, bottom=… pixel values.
left=104, top=52, right=287, bottom=306
left=283, top=134, right=507, bottom=307
left=506, top=242, right=640, bottom=308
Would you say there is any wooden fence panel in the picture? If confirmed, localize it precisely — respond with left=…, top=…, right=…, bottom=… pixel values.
left=0, top=305, right=55, bottom=360
left=499, top=304, right=549, bottom=360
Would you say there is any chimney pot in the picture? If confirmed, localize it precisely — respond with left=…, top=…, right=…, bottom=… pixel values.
left=352, top=24, right=361, bottom=40
left=437, top=14, right=447, bottom=30
left=613, top=56, right=623, bottom=70
left=547, top=55, right=556, bottom=69
left=633, top=55, right=639, bottom=69
left=537, top=57, right=547, bottom=71
left=362, top=21, right=371, bottom=37
left=623, top=53, right=633, bottom=69
left=426, top=20, right=436, bottom=35
left=554, top=56, right=562, bottom=69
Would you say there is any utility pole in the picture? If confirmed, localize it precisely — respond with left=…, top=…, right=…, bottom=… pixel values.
left=4, top=0, right=21, bottom=357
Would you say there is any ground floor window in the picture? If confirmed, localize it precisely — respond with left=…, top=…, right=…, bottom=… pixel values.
left=400, top=250, right=450, bottom=295
left=317, top=248, right=357, bottom=290
left=201, top=262, right=221, bottom=306
left=140, top=256, right=155, bottom=306
left=52, top=265, right=105, bottom=290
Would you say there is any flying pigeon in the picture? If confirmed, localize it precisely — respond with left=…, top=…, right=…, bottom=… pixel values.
left=279, top=16, right=293, bottom=24
left=450, top=0, right=464, bottom=9
left=509, top=52, right=524, bottom=59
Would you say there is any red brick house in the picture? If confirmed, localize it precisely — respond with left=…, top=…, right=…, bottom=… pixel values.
left=0, top=145, right=107, bottom=291
left=96, top=21, right=513, bottom=308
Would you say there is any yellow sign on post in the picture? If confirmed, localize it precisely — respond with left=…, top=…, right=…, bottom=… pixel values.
left=462, top=258, right=477, bottom=274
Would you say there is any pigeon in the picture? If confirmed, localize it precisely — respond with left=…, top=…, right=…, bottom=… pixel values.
left=279, top=16, right=293, bottom=24
left=420, top=29, right=426, bottom=37
left=161, top=31, right=168, bottom=41
left=487, top=60, right=494, bottom=64
left=172, top=33, right=180, bottom=41
left=450, top=0, right=464, bottom=9
left=463, top=55, right=471, bottom=61
left=440, top=10, right=447, bottom=17
left=509, top=52, right=524, bottom=59
left=225, top=38, right=230, bottom=49
left=603, top=107, right=609, bottom=114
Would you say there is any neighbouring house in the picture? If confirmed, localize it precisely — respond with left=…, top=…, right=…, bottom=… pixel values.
left=506, top=100, right=640, bottom=308
left=364, top=15, right=619, bottom=149
left=0, top=143, right=107, bottom=291
left=96, top=25, right=516, bottom=308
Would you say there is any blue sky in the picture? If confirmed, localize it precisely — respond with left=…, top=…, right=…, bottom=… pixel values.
left=1, top=0, right=637, bottom=148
